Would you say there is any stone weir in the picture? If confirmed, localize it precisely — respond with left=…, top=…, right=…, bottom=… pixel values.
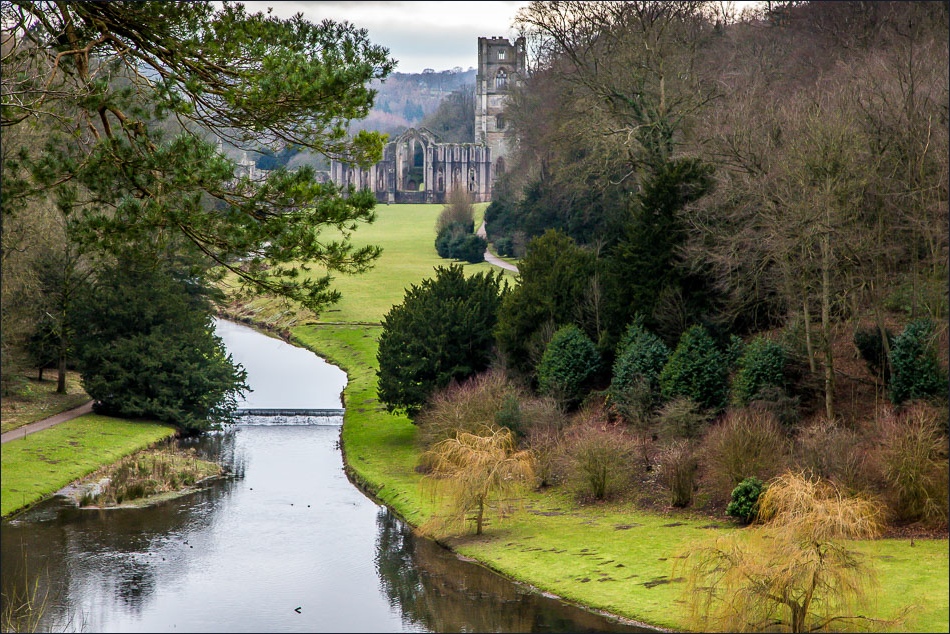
left=235, top=408, right=345, bottom=417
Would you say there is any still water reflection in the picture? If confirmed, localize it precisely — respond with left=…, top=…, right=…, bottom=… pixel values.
left=1, top=321, right=650, bottom=633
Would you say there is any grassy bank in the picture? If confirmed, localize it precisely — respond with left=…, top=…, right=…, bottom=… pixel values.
left=1, top=415, right=177, bottom=517
left=293, top=322, right=949, bottom=633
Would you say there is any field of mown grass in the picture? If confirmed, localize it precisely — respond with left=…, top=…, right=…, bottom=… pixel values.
left=1, top=416, right=177, bottom=517
left=222, top=202, right=515, bottom=328
left=236, top=203, right=949, bottom=633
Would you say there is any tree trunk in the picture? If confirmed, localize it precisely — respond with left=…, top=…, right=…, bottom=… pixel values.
left=475, top=498, right=484, bottom=535
left=802, top=291, right=817, bottom=375
left=791, top=603, right=806, bottom=634
left=57, top=354, right=67, bottom=394
left=57, top=321, right=68, bottom=394
left=820, top=232, right=835, bottom=420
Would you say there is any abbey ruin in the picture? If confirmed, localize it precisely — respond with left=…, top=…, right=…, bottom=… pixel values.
left=329, top=36, right=526, bottom=204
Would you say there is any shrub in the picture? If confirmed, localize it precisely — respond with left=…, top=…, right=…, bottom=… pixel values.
left=494, top=236, right=515, bottom=258
left=654, top=396, right=708, bottom=440
left=434, top=190, right=484, bottom=264
left=493, top=393, right=523, bottom=437
left=659, top=324, right=729, bottom=412
left=724, top=334, right=745, bottom=371
left=421, top=425, right=535, bottom=536
left=610, top=316, right=670, bottom=415
left=454, top=234, right=487, bottom=264
left=436, top=188, right=475, bottom=233
left=730, top=337, right=787, bottom=407
left=434, top=223, right=464, bottom=258
left=726, top=476, right=765, bottom=524
left=563, top=424, right=635, bottom=501
left=701, top=408, right=787, bottom=502
left=537, top=324, right=601, bottom=409
left=517, top=394, right=569, bottom=436
left=747, top=385, right=801, bottom=429
left=608, top=374, right=654, bottom=428
left=658, top=440, right=698, bottom=507
left=415, top=369, right=518, bottom=448
left=889, top=319, right=946, bottom=405
left=435, top=223, right=485, bottom=263
left=525, top=424, right=565, bottom=488
left=877, top=404, right=949, bottom=525
left=794, top=419, right=870, bottom=493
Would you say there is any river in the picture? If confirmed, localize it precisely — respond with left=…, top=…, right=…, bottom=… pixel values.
left=0, top=319, right=650, bottom=633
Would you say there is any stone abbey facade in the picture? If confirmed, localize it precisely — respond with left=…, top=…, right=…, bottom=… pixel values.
left=329, top=36, right=526, bottom=204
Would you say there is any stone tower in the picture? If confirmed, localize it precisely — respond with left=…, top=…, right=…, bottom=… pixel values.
left=475, top=36, right=526, bottom=181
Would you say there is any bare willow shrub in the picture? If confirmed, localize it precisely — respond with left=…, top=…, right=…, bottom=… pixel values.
left=700, top=407, right=788, bottom=502
left=562, top=423, right=637, bottom=502
left=677, top=471, right=891, bottom=633
left=875, top=402, right=949, bottom=526
left=421, top=426, right=536, bottom=536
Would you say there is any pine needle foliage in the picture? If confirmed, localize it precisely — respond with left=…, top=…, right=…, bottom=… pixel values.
left=421, top=426, right=536, bottom=536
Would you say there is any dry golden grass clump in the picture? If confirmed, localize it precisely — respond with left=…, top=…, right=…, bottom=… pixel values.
left=79, top=447, right=222, bottom=507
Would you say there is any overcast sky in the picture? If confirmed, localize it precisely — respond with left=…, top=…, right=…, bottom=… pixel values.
left=240, top=2, right=531, bottom=74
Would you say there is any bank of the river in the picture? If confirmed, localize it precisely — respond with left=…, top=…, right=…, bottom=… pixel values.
left=0, top=415, right=177, bottom=517
left=289, top=321, right=950, bottom=634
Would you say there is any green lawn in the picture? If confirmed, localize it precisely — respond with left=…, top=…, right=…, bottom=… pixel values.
left=224, top=202, right=516, bottom=328
left=1, top=416, right=177, bottom=517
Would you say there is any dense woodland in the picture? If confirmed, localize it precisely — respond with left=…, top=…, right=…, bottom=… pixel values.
left=379, top=0, right=949, bottom=534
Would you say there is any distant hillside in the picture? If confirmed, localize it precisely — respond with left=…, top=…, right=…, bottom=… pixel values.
left=354, top=68, right=477, bottom=137
left=230, top=68, right=476, bottom=171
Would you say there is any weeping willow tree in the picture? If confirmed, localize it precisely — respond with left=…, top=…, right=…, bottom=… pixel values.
left=676, top=471, right=904, bottom=633
left=421, top=426, right=536, bottom=536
